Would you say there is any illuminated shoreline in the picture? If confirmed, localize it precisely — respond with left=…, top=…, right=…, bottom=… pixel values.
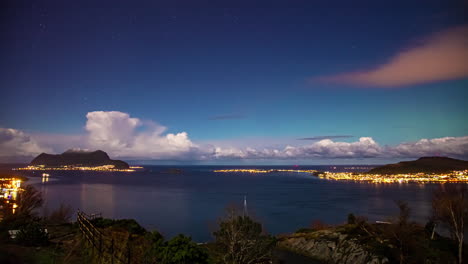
left=214, top=169, right=468, bottom=183
left=317, top=170, right=468, bottom=183
left=13, top=165, right=136, bottom=172
left=214, top=169, right=318, bottom=174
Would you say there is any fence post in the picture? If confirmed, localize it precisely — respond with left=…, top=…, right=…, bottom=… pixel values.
left=111, top=238, right=114, bottom=264
left=99, top=233, right=102, bottom=261
left=127, top=238, right=131, bottom=264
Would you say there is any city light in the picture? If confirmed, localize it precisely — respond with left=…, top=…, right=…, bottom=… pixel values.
left=214, top=169, right=318, bottom=174
left=214, top=169, right=468, bottom=184
left=317, top=170, right=468, bottom=183
left=0, top=178, right=22, bottom=216
left=13, top=165, right=135, bottom=172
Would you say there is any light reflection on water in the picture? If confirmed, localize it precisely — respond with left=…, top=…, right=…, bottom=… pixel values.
left=15, top=166, right=445, bottom=242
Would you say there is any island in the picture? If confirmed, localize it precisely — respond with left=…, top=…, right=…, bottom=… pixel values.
left=16, top=150, right=132, bottom=171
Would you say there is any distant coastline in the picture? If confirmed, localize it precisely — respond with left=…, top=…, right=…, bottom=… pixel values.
left=20, top=149, right=132, bottom=171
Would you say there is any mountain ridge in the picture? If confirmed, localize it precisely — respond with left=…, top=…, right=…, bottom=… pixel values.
left=367, top=157, right=468, bottom=174
left=30, top=149, right=129, bottom=169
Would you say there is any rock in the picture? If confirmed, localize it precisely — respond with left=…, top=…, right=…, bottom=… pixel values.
left=278, top=230, right=388, bottom=264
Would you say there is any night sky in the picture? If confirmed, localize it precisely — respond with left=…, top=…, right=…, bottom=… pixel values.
left=1, top=0, right=467, bottom=164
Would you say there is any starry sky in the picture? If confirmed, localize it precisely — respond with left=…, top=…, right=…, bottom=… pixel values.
left=1, top=0, right=467, bottom=164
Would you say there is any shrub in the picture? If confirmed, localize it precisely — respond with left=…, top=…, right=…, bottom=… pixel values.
left=214, top=208, right=276, bottom=264
left=160, top=234, right=209, bottom=264
left=91, top=218, right=147, bottom=235
left=347, top=213, right=356, bottom=224
left=310, top=220, right=329, bottom=231
left=295, top=228, right=314, bottom=233
left=48, top=203, right=73, bottom=224
left=144, top=231, right=166, bottom=263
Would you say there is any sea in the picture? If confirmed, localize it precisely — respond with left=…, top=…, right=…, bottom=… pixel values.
left=3, top=165, right=439, bottom=242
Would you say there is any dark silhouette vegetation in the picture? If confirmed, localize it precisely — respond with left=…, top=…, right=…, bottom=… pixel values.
left=30, top=149, right=130, bottom=169
left=368, top=157, right=468, bottom=174
left=2, top=184, right=468, bottom=263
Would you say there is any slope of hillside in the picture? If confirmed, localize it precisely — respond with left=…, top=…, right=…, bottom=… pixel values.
left=368, top=157, right=468, bottom=174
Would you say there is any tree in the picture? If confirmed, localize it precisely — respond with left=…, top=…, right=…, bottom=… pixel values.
left=347, top=213, right=357, bottom=225
left=213, top=208, right=276, bottom=264
left=432, top=184, right=468, bottom=264
left=383, top=201, right=419, bottom=264
left=144, top=231, right=166, bottom=263
left=160, top=234, right=209, bottom=264
left=2, top=185, right=44, bottom=228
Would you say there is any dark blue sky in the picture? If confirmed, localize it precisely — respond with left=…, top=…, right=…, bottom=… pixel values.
left=1, top=0, right=467, bottom=163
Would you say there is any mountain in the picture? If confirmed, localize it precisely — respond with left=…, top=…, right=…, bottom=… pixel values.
left=367, top=157, right=468, bottom=174
left=30, top=150, right=129, bottom=169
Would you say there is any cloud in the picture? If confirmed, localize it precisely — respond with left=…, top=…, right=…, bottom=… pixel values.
left=85, top=111, right=202, bottom=159
left=0, top=128, right=51, bottom=161
left=314, top=25, right=468, bottom=87
left=214, top=137, right=383, bottom=159
left=297, top=135, right=354, bottom=141
left=1, top=111, right=467, bottom=162
left=208, top=114, right=247, bottom=120
left=213, top=136, right=468, bottom=160
left=388, top=136, right=468, bottom=158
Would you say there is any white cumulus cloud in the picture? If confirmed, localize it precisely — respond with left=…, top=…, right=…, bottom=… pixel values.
left=213, top=137, right=383, bottom=159
left=388, top=136, right=468, bottom=158
left=85, top=111, right=200, bottom=159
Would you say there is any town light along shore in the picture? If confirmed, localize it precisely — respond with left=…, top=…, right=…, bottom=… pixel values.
left=214, top=168, right=468, bottom=183
left=13, top=165, right=136, bottom=172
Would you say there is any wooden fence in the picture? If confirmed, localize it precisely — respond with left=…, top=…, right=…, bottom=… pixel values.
left=77, top=210, right=132, bottom=264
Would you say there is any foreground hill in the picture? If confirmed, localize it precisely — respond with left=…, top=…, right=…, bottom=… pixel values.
left=368, top=157, right=468, bottom=174
left=30, top=150, right=129, bottom=169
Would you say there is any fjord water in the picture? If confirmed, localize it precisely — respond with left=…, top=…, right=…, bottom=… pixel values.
left=17, top=166, right=435, bottom=242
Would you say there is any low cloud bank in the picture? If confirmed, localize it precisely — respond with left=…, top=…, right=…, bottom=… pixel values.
left=215, top=136, right=468, bottom=160
left=0, top=128, right=51, bottom=162
left=1, top=111, right=467, bottom=162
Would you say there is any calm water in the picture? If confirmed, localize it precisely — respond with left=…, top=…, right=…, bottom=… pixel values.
left=7, top=165, right=438, bottom=242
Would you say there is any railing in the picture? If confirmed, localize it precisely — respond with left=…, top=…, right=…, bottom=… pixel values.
left=77, top=210, right=132, bottom=264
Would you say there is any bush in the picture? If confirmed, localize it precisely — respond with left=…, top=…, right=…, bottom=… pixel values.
left=92, top=218, right=147, bottom=235
left=347, top=213, right=356, bottom=224
left=310, top=220, right=329, bottom=231
left=214, top=208, right=276, bottom=264
left=160, top=234, right=209, bottom=264
left=295, top=228, right=314, bottom=233
left=15, top=221, right=49, bottom=246
left=144, top=232, right=209, bottom=264
left=48, top=203, right=73, bottom=224
left=144, top=231, right=166, bottom=263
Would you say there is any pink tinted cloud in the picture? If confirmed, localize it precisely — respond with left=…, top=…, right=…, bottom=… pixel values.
left=315, top=25, right=468, bottom=87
